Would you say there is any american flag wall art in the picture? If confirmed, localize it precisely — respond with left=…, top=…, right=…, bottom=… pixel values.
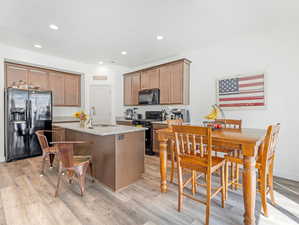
left=216, top=74, right=265, bottom=109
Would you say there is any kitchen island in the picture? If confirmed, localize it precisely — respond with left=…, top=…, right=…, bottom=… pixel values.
left=53, top=123, right=147, bottom=191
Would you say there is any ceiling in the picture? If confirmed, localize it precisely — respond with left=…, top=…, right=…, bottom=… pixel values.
left=0, top=0, right=298, bottom=67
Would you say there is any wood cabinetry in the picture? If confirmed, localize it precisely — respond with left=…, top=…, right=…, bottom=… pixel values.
left=123, top=58, right=191, bottom=106
left=28, top=69, right=49, bottom=90
left=6, top=64, right=28, bottom=88
left=124, top=72, right=140, bottom=106
left=5, top=63, right=81, bottom=107
left=49, top=72, right=65, bottom=105
left=116, top=121, right=133, bottom=126
left=64, top=74, right=81, bottom=106
left=140, top=68, right=159, bottom=90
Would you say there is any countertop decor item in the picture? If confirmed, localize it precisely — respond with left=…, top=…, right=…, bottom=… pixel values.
left=74, top=111, right=88, bottom=128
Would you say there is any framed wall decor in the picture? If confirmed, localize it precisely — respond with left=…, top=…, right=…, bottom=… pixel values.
left=216, top=73, right=266, bottom=110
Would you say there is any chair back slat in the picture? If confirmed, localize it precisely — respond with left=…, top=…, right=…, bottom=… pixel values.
left=173, top=125, right=212, bottom=167
left=215, top=119, right=242, bottom=129
left=57, top=144, right=74, bottom=169
left=36, top=130, right=49, bottom=151
left=262, top=123, right=280, bottom=168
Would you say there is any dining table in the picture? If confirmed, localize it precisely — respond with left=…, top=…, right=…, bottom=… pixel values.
left=157, top=126, right=266, bottom=225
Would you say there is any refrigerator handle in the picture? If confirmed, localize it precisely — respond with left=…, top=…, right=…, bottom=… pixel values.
left=28, top=100, right=32, bottom=128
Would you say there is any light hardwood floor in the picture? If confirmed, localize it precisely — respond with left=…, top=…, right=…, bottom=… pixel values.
left=0, top=155, right=298, bottom=225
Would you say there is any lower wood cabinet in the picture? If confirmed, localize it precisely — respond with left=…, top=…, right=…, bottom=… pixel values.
left=5, top=62, right=81, bottom=107
left=116, top=121, right=133, bottom=126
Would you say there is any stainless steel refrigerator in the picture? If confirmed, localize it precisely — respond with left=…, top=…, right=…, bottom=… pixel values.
left=5, top=88, right=52, bottom=162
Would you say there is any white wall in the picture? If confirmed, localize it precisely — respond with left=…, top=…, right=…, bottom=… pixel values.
left=115, top=31, right=299, bottom=181
left=0, top=43, right=128, bottom=162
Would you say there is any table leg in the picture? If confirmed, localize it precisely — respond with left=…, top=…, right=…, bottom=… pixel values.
left=159, top=139, right=168, bottom=193
left=242, top=155, right=257, bottom=225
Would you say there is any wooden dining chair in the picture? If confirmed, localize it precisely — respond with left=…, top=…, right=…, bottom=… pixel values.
left=36, top=130, right=60, bottom=175
left=225, top=123, right=280, bottom=217
left=213, top=119, right=243, bottom=190
left=167, top=119, right=183, bottom=183
left=173, top=125, right=226, bottom=225
left=52, top=141, right=94, bottom=197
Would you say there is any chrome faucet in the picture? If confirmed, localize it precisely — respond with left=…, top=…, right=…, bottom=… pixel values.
left=87, top=107, right=96, bottom=128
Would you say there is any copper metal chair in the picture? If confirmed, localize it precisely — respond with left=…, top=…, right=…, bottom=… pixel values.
left=52, top=141, right=94, bottom=197
left=36, top=130, right=59, bottom=175
left=173, top=125, right=226, bottom=225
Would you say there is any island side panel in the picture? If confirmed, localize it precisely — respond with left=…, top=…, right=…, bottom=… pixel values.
left=115, top=131, right=145, bottom=191
left=65, top=129, right=116, bottom=190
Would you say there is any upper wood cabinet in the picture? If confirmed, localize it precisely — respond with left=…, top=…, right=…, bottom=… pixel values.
left=124, top=75, right=132, bottom=105
left=140, top=68, right=159, bottom=90
left=64, top=74, right=81, bottom=106
left=124, top=72, right=140, bottom=106
left=5, top=63, right=81, bottom=107
left=49, top=72, right=65, bottom=106
left=28, top=69, right=49, bottom=90
left=123, top=58, right=191, bottom=105
left=6, top=64, right=28, bottom=87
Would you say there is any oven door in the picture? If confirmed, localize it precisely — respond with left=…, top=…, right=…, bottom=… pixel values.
left=138, top=89, right=160, bottom=105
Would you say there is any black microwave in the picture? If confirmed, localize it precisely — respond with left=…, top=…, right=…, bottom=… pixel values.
left=138, top=88, right=160, bottom=105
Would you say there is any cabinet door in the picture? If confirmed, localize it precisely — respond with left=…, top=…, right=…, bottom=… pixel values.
left=64, top=74, right=81, bottom=106
left=49, top=72, right=65, bottom=106
left=131, top=73, right=140, bottom=105
left=171, top=62, right=184, bottom=104
left=159, top=65, right=172, bottom=104
left=123, top=75, right=132, bottom=105
left=141, top=69, right=159, bottom=90
left=28, top=69, right=49, bottom=90
left=6, top=64, right=28, bottom=87
left=140, top=71, right=150, bottom=90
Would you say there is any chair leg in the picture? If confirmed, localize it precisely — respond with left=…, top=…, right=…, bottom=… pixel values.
left=40, top=154, right=47, bottom=176
left=192, top=170, right=197, bottom=195
left=177, top=166, right=183, bottom=212
left=260, top=174, right=269, bottom=217
left=230, top=161, right=235, bottom=190
left=49, top=153, right=55, bottom=168
left=269, top=164, right=275, bottom=205
left=225, top=162, right=229, bottom=200
left=55, top=170, right=63, bottom=197
left=235, top=163, right=240, bottom=190
left=79, top=175, right=86, bottom=196
left=221, top=166, right=225, bottom=208
left=205, top=173, right=211, bottom=225
left=89, top=161, right=95, bottom=183
left=170, top=144, right=175, bottom=183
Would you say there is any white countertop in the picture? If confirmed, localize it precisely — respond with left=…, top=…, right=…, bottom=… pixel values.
left=53, top=122, right=147, bottom=136
left=53, top=116, right=80, bottom=123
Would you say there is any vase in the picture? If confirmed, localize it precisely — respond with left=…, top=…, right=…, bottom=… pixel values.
left=80, top=120, right=85, bottom=128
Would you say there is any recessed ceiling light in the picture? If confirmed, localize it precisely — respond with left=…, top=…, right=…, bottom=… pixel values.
left=98, top=61, right=104, bottom=65
left=156, top=35, right=164, bottom=40
left=49, top=24, right=59, bottom=30
left=33, top=44, right=42, bottom=49
left=121, top=51, right=127, bottom=55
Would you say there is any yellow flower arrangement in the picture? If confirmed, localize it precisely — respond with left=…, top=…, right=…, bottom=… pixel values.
left=73, top=111, right=88, bottom=121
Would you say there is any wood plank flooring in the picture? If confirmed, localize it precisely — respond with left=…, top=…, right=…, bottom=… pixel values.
left=0, top=155, right=298, bottom=225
